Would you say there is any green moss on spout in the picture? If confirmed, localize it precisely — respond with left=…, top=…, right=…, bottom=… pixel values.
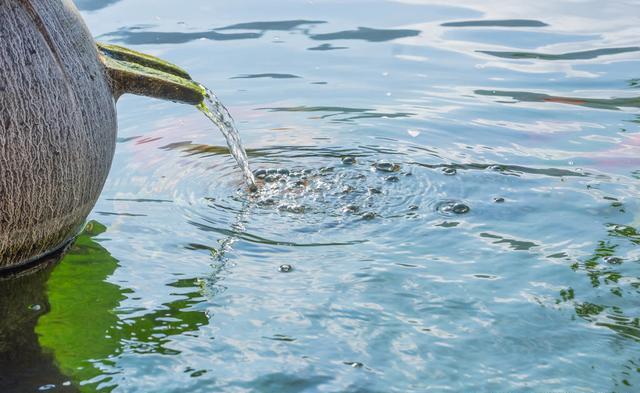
left=97, top=42, right=205, bottom=105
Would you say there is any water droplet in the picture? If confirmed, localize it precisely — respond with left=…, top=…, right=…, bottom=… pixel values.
left=279, top=264, right=293, bottom=273
left=375, top=160, right=399, bottom=172
left=442, top=167, right=457, bottom=176
left=29, top=304, right=42, bottom=311
left=342, top=156, right=356, bottom=165
left=493, top=197, right=505, bottom=203
left=38, top=385, right=56, bottom=391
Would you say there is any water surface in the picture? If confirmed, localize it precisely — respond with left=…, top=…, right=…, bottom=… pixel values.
left=2, top=0, right=640, bottom=392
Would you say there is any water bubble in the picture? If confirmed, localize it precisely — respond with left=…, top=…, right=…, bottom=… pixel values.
left=253, top=169, right=267, bottom=179
left=442, top=167, right=457, bottom=176
left=344, top=204, right=360, bottom=213
left=279, top=264, right=293, bottom=273
left=361, top=212, right=377, bottom=220
left=265, top=175, right=279, bottom=183
left=375, top=160, right=399, bottom=172
left=436, top=200, right=470, bottom=215
left=29, top=304, right=42, bottom=311
left=342, top=156, right=356, bottom=165
left=267, top=168, right=278, bottom=175
left=277, top=168, right=290, bottom=176
left=493, top=197, right=505, bottom=203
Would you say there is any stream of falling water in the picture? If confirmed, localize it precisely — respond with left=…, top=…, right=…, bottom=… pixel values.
left=197, top=86, right=257, bottom=191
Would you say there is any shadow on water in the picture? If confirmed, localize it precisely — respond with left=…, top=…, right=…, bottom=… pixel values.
left=478, top=46, right=640, bottom=61
left=0, top=221, right=210, bottom=392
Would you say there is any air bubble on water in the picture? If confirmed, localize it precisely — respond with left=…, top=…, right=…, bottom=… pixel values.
left=279, top=264, right=293, bottom=273
left=361, top=212, right=377, bottom=220
left=436, top=200, right=470, bottom=215
left=375, top=160, right=399, bottom=172
left=442, top=167, right=457, bottom=176
left=342, top=156, right=356, bottom=165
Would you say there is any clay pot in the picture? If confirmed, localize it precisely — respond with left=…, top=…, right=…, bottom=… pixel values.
left=0, top=0, right=204, bottom=272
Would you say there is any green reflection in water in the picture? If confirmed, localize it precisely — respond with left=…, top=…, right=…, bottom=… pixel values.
left=36, top=221, right=209, bottom=392
left=556, top=220, right=640, bottom=387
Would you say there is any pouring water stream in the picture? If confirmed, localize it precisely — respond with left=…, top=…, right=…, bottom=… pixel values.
left=197, top=86, right=258, bottom=192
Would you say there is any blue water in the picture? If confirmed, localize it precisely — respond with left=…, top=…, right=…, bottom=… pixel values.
left=2, top=0, right=640, bottom=392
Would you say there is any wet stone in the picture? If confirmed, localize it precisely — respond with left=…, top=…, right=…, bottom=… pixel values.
left=442, top=167, right=457, bottom=176
left=279, top=264, right=293, bottom=273
left=342, top=156, right=357, bottom=165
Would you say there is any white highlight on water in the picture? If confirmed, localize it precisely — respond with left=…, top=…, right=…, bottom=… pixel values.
left=198, top=86, right=257, bottom=191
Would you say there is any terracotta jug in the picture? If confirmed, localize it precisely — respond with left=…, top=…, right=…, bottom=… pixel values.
left=0, top=0, right=205, bottom=272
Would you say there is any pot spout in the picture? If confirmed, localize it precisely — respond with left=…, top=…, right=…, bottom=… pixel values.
left=97, top=42, right=205, bottom=105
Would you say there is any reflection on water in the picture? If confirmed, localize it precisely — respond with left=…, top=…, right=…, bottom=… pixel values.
left=4, top=0, right=640, bottom=391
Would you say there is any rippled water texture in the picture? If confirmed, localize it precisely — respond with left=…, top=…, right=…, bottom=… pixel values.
left=2, top=0, right=640, bottom=392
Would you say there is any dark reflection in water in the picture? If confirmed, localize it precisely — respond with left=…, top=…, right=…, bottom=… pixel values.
left=258, top=106, right=414, bottom=121
left=74, top=0, right=121, bottom=11
left=476, top=89, right=640, bottom=110
left=479, top=46, right=640, bottom=60
left=0, top=252, right=78, bottom=392
left=102, top=28, right=261, bottom=45
left=441, top=19, right=549, bottom=27
left=309, top=27, right=420, bottom=42
left=231, top=73, right=301, bottom=79
left=307, top=43, right=348, bottom=51
left=216, top=20, right=326, bottom=31
left=1, top=222, right=210, bottom=391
